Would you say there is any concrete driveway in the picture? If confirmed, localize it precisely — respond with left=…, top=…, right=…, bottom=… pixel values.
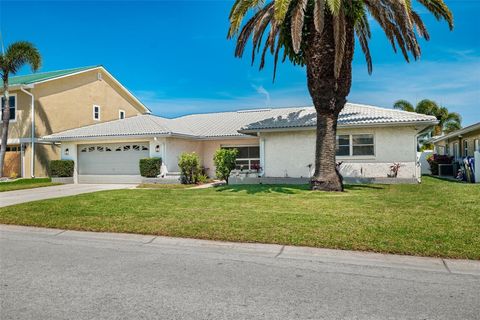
left=0, top=184, right=133, bottom=207
left=1, top=225, right=479, bottom=320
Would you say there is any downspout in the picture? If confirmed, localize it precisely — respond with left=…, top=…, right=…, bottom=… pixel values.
left=20, top=86, right=35, bottom=178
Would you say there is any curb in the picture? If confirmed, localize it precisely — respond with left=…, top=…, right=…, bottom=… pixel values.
left=1, top=224, right=479, bottom=276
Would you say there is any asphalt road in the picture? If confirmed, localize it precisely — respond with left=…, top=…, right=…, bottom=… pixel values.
left=1, top=226, right=479, bottom=320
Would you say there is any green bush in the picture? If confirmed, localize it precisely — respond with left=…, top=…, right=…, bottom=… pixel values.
left=49, top=160, right=74, bottom=177
left=178, top=152, right=201, bottom=184
left=139, top=158, right=162, bottom=177
left=213, top=148, right=238, bottom=184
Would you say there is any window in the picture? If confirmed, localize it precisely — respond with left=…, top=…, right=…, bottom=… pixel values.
left=353, top=134, right=374, bottom=156
left=475, top=139, right=479, bottom=152
left=336, top=135, right=350, bottom=156
left=336, top=134, right=374, bottom=157
left=463, top=140, right=469, bottom=157
left=222, top=146, right=260, bottom=170
left=93, top=105, right=101, bottom=120
left=1, top=94, right=16, bottom=121
left=119, top=110, right=125, bottom=119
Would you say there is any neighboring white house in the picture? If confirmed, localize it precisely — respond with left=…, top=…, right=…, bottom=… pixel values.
left=42, top=103, right=437, bottom=184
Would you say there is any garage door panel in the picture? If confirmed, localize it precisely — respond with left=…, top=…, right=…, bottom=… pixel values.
left=78, top=143, right=149, bottom=176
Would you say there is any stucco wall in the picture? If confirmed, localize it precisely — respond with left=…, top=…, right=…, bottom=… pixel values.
left=262, top=126, right=419, bottom=179
left=165, top=138, right=203, bottom=173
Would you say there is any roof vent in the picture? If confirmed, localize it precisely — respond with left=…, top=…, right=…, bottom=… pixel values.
left=237, top=108, right=272, bottom=113
left=97, top=72, right=102, bottom=81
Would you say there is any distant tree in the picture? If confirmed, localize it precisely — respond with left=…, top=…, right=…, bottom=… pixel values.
left=394, top=99, right=461, bottom=135
left=213, top=148, right=238, bottom=185
left=0, top=41, right=41, bottom=177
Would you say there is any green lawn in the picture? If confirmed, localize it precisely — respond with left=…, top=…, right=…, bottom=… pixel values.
left=0, top=178, right=60, bottom=192
left=0, top=176, right=478, bottom=259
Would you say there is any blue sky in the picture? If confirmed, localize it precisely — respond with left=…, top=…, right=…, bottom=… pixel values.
left=1, top=0, right=479, bottom=125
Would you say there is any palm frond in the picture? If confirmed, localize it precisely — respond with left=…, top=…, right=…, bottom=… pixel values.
left=274, top=0, right=293, bottom=23
left=416, top=0, right=453, bottom=30
left=393, top=100, right=415, bottom=112
left=291, top=0, right=308, bottom=53
left=313, top=0, right=326, bottom=34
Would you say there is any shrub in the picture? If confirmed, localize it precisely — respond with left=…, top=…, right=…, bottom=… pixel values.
left=427, top=154, right=453, bottom=175
left=213, top=148, right=238, bottom=184
left=178, top=152, right=201, bottom=184
left=139, top=158, right=162, bottom=177
left=49, top=160, right=74, bottom=177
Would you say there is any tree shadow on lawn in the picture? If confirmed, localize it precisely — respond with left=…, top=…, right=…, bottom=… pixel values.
left=215, top=183, right=384, bottom=194
left=215, top=184, right=308, bottom=194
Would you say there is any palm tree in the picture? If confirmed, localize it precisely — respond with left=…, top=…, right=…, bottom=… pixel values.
left=0, top=41, right=42, bottom=177
left=228, top=0, right=453, bottom=191
left=394, top=99, right=461, bottom=135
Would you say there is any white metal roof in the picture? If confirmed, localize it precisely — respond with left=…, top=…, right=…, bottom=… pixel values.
left=43, top=103, right=438, bottom=141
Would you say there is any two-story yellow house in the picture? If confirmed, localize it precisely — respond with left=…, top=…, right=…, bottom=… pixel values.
left=1, top=66, right=150, bottom=177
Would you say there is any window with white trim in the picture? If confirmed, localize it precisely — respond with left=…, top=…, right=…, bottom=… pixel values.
left=93, top=105, right=101, bottom=120
left=336, top=134, right=374, bottom=156
left=1, top=94, right=16, bottom=121
left=222, top=146, right=260, bottom=171
left=475, top=139, right=479, bottom=152
left=119, top=110, right=125, bottom=119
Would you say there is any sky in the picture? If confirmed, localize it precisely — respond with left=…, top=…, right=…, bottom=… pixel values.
left=1, top=0, right=479, bottom=126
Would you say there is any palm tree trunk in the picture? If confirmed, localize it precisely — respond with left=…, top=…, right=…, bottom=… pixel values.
left=304, top=13, right=355, bottom=191
left=0, top=78, right=10, bottom=177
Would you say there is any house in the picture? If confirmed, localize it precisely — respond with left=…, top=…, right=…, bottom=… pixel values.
left=431, top=122, right=480, bottom=160
left=42, top=103, right=438, bottom=184
left=430, top=122, right=480, bottom=182
left=0, top=66, right=150, bottom=178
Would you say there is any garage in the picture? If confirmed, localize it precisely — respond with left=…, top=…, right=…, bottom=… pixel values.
left=78, top=142, right=149, bottom=183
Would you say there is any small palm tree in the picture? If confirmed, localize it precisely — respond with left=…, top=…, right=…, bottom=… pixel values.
left=228, top=0, right=453, bottom=191
left=0, top=41, right=42, bottom=177
left=394, top=99, right=461, bottom=135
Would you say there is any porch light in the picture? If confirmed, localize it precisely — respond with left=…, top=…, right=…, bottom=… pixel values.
left=155, top=145, right=160, bottom=152
left=64, top=148, right=69, bottom=156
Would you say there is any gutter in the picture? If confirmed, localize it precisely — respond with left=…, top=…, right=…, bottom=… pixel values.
left=20, top=85, right=35, bottom=178
left=238, top=120, right=440, bottom=135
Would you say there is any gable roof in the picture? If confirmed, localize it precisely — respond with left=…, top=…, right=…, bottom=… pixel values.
left=43, top=103, right=438, bottom=141
left=4, top=65, right=151, bottom=114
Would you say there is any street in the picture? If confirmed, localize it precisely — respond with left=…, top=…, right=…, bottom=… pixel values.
left=1, top=225, right=479, bottom=320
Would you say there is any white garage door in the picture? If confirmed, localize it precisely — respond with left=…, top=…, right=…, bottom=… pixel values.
left=78, top=143, right=149, bottom=182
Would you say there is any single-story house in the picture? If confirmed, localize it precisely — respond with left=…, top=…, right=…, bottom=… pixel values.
left=42, top=103, right=437, bottom=184
left=431, top=122, right=480, bottom=160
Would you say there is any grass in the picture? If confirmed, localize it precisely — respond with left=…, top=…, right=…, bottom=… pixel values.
left=0, top=176, right=478, bottom=259
left=0, top=178, right=60, bottom=192
left=137, top=183, right=192, bottom=189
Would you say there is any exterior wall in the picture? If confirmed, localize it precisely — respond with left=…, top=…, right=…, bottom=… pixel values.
left=164, top=138, right=203, bottom=173
left=1, top=68, right=147, bottom=177
left=201, top=138, right=259, bottom=177
left=262, top=126, right=420, bottom=179
left=21, top=142, right=60, bottom=177
left=434, top=129, right=480, bottom=158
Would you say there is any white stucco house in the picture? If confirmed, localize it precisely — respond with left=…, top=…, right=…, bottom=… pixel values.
left=42, top=103, right=437, bottom=184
